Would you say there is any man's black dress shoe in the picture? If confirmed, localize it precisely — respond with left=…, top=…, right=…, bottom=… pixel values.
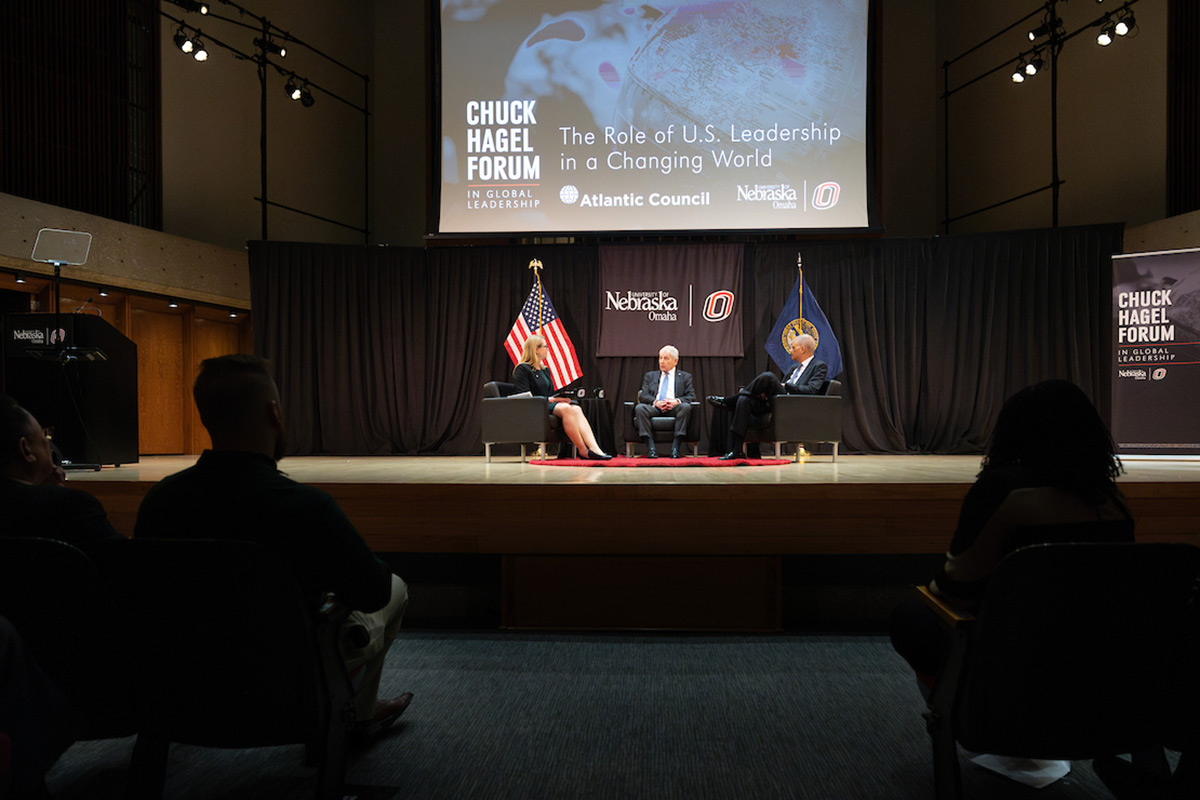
left=718, top=451, right=741, bottom=461
left=646, top=445, right=659, bottom=458
left=671, top=442, right=681, bottom=458
left=706, top=395, right=736, bottom=409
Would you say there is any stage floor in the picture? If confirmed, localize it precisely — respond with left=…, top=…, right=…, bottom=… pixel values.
left=69, top=453, right=1200, bottom=630
left=66, top=452, right=1200, bottom=486
left=70, top=452, right=1200, bottom=555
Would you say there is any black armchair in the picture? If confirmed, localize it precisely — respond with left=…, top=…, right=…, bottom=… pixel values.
left=743, top=379, right=843, bottom=462
left=0, top=537, right=136, bottom=740
left=918, top=542, right=1200, bottom=800
left=121, top=539, right=355, bottom=800
left=622, top=401, right=701, bottom=457
left=481, top=381, right=573, bottom=462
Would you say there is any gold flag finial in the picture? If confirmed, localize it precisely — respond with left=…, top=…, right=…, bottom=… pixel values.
left=528, top=258, right=543, bottom=274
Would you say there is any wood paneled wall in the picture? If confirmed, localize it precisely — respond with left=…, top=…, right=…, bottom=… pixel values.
left=1, top=272, right=251, bottom=455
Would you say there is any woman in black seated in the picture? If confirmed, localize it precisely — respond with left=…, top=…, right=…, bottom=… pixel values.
left=890, top=379, right=1133, bottom=682
left=513, top=335, right=611, bottom=460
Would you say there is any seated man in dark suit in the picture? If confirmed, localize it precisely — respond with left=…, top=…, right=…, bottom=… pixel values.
left=634, top=345, right=695, bottom=458
left=0, top=395, right=122, bottom=546
left=134, top=355, right=413, bottom=741
left=707, top=334, right=827, bottom=460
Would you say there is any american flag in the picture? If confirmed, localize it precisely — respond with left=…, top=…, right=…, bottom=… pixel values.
left=504, top=283, right=582, bottom=390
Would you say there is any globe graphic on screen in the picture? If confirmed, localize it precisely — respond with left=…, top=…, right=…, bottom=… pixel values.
left=559, top=185, right=580, bottom=204
left=611, top=1, right=862, bottom=170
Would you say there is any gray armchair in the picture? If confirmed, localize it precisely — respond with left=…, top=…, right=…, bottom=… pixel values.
left=622, top=401, right=701, bottom=457
left=481, top=381, right=574, bottom=462
left=744, top=379, right=843, bottom=462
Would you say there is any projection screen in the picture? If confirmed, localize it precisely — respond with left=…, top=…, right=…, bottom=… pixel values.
left=436, top=0, right=871, bottom=235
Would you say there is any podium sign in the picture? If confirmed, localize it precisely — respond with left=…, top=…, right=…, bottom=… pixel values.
left=2, top=313, right=138, bottom=466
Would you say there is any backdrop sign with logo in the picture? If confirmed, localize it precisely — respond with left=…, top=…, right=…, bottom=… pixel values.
left=597, top=244, right=743, bottom=357
left=1112, top=247, right=1200, bottom=455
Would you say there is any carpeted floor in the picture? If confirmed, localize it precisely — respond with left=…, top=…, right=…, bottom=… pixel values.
left=530, top=456, right=791, bottom=467
left=45, top=632, right=1124, bottom=799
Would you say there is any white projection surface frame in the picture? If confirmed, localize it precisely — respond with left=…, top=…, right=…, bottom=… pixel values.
left=437, top=0, right=870, bottom=235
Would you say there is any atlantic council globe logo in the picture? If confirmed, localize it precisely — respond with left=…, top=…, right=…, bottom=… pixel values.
left=559, top=185, right=580, bottom=204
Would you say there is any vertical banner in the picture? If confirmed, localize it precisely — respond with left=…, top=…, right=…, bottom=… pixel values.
left=597, top=244, right=743, bottom=356
left=1112, top=248, right=1200, bottom=455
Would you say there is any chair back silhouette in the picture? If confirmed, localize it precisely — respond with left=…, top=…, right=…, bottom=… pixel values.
left=922, top=541, right=1200, bottom=800
left=622, top=400, right=700, bottom=457
left=743, top=379, right=843, bottom=461
left=481, top=380, right=571, bottom=462
left=120, top=538, right=354, bottom=800
left=0, top=536, right=136, bottom=739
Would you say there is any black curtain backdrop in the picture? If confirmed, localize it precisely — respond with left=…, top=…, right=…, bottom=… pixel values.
left=249, top=224, right=1122, bottom=457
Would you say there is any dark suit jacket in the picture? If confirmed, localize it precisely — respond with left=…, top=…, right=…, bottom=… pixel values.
left=0, top=476, right=122, bottom=547
left=637, top=369, right=696, bottom=406
left=780, top=358, right=828, bottom=395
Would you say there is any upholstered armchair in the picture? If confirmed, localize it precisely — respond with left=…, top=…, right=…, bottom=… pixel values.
left=480, top=381, right=573, bottom=462
left=744, top=379, right=843, bottom=462
left=621, top=401, right=701, bottom=457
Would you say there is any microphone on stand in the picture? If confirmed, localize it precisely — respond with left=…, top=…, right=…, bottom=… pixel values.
left=72, top=297, right=96, bottom=314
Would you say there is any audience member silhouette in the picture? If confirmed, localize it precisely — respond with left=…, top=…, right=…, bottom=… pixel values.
left=889, top=379, right=1134, bottom=680
left=0, top=394, right=122, bottom=547
left=134, top=354, right=413, bottom=740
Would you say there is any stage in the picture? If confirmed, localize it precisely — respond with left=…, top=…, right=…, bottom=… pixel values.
left=70, top=453, right=1200, bottom=631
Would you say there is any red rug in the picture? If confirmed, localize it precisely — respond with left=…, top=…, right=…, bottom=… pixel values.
left=529, top=455, right=789, bottom=467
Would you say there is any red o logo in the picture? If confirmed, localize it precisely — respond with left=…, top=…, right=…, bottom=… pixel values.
left=703, top=290, right=735, bottom=322
left=812, top=181, right=840, bottom=210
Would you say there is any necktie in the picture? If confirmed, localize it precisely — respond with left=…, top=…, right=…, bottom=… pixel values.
left=788, top=365, right=803, bottom=386
left=657, top=372, right=669, bottom=401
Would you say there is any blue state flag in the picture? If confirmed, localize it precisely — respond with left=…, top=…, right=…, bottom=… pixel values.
left=765, top=276, right=842, bottom=379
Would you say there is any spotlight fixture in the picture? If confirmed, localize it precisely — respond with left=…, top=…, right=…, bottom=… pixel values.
left=1097, top=22, right=1115, bottom=47
left=1027, top=17, right=1061, bottom=42
left=192, top=36, right=209, bottom=61
left=14, top=272, right=26, bottom=284
left=285, top=77, right=301, bottom=101
left=1012, top=63, right=1026, bottom=83
left=98, top=287, right=110, bottom=297
left=254, top=37, right=287, bottom=58
left=172, top=0, right=210, bottom=13
left=1115, top=11, right=1136, bottom=37
left=1025, top=56, right=1043, bottom=76
left=300, top=83, right=315, bottom=107
left=173, top=26, right=193, bottom=54
left=228, top=309, right=238, bottom=319
left=168, top=298, right=180, bottom=309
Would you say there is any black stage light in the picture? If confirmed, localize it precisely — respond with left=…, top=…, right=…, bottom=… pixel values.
left=192, top=36, right=209, bottom=61
left=1097, top=23, right=1115, bottom=47
left=1115, top=11, right=1135, bottom=37
left=174, top=26, right=192, bottom=53
left=255, top=37, right=287, bottom=58
left=285, top=77, right=301, bottom=101
left=300, top=85, right=315, bottom=107
left=1025, top=56, right=1043, bottom=76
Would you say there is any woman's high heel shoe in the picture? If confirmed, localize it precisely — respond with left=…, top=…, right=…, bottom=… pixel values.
left=584, top=450, right=613, bottom=461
